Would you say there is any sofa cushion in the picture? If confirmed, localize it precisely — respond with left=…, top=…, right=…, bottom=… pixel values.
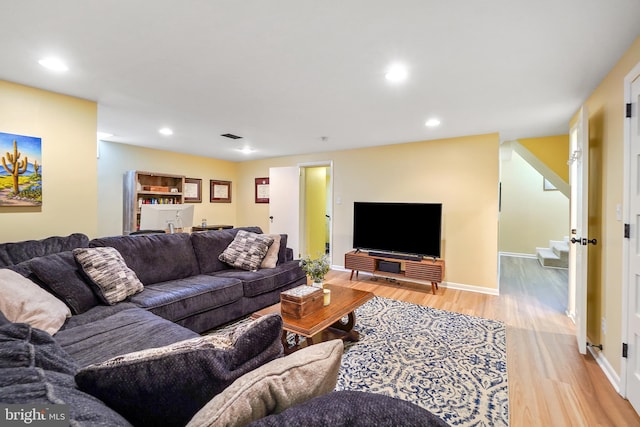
left=73, top=247, right=144, bottom=305
left=248, top=391, right=450, bottom=427
left=187, top=339, right=343, bottom=427
left=0, top=233, right=90, bottom=267
left=90, top=232, right=201, bottom=284
left=28, top=251, right=100, bottom=314
left=260, top=234, right=281, bottom=269
left=212, top=261, right=307, bottom=298
left=75, top=314, right=284, bottom=427
left=54, top=304, right=199, bottom=367
left=219, top=230, right=275, bottom=271
left=191, top=227, right=264, bottom=273
left=127, top=275, right=243, bottom=322
left=0, top=268, right=71, bottom=335
left=0, top=322, right=133, bottom=426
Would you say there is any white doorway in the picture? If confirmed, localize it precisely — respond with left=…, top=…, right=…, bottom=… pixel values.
left=622, top=60, right=640, bottom=414
left=269, top=162, right=333, bottom=261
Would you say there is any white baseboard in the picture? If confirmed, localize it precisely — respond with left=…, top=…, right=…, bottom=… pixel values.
left=442, top=281, right=500, bottom=296
left=587, top=345, right=621, bottom=394
left=331, top=266, right=499, bottom=296
left=499, top=252, right=537, bottom=259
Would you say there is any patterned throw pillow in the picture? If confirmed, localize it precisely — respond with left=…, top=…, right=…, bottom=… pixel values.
left=73, top=247, right=144, bottom=305
left=218, top=230, right=274, bottom=271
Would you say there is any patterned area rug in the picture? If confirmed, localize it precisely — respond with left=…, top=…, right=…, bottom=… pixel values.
left=335, top=297, right=509, bottom=426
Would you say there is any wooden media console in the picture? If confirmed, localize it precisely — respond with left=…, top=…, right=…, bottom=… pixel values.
left=344, top=250, right=444, bottom=294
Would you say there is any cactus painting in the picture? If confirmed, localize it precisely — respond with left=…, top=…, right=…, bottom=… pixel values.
left=0, top=132, right=42, bottom=206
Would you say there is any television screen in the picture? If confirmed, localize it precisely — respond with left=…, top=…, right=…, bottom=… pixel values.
left=352, top=202, right=442, bottom=258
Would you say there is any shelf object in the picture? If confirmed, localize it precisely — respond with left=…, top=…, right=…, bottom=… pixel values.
left=344, top=250, right=444, bottom=294
left=191, top=225, right=233, bottom=232
left=123, top=170, right=185, bottom=235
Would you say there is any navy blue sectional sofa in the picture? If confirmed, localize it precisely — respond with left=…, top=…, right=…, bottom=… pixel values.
left=1, top=227, right=305, bottom=366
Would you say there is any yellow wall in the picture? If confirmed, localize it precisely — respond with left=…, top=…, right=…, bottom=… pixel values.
left=304, top=166, right=328, bottom=257
left=576, top=35, right=640, bottom=375
left=518, top=134, right=570, bottom=182
left=237, top=133, right=500, bottom=291
left=499, top=144, right=569, bottom=254
left=97, top=141, right=238, bottom=237
left=0, top=80, right=98, bottom=240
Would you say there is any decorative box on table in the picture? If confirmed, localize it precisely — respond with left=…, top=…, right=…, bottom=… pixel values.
left=280, top=285, right=323, bottom=319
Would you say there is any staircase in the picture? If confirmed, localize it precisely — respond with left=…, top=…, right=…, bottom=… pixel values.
left=536, top=237, right=569, bottom=268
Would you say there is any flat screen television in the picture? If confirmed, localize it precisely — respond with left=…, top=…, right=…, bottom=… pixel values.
left=352, top=202, right=442, bottom=259
left=139, top=204, right=194, bottom=233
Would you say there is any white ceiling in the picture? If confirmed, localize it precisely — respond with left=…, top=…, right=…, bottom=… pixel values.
left=1, top=1, right=639, bottom=161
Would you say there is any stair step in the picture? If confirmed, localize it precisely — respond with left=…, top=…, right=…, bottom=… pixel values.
left=550, top=240, right=569, bottom=260
left=536, top=247, right=568, bottom=269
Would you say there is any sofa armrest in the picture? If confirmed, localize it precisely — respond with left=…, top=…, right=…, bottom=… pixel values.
left=284, top=248, right=294, bottom=262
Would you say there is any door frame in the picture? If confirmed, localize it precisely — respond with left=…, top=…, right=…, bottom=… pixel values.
left=567, top=106, right=589, bottom=355
left=620, top=60, right=640, bottom=398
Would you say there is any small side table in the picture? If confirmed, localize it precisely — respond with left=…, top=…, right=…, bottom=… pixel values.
left=191, top=225, right=233, bottom=232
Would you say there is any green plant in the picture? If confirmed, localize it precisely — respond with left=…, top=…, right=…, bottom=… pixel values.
left=299, top=254, right=330, bottom=282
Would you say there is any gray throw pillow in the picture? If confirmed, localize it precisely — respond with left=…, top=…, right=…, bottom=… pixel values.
left=186, top=339, right=344, bottom=427
left=75, top=313, right=284, bottom=427
left=218, top=230, right=274, bottom=271
left=73, top=247, right=144, bottom=305
left=0, top=323, right=132, bottom=426
left=29, top=251, right=100, bottom=314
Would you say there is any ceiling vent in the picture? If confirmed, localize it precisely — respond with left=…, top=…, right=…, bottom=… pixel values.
left=221, top=133, right=242, bottom=140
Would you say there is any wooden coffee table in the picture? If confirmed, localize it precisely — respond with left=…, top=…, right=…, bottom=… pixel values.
left=251, top=284, right=374, bottom=353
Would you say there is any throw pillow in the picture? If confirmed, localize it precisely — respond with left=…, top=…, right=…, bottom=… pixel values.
left=73, top=247, right=144, bottom=305
left=260, top=234, right=281, bottom=269
left=29, top=251, right=100, bottom=314
left=218, top=230, right=274, bottom=271
left=0, top=268, right=71, bottom=335
left=0, top=322, right=132, bottom=426
left=75, top=313, right=284, bottom=427
left=186, top=339, right=344, bottom=427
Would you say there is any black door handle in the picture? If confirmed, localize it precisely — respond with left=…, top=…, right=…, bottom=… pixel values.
left=570, top=237, right=597, bottom=245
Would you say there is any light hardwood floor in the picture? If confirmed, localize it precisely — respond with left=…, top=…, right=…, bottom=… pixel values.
left=326, top=255, right=640, bottom=426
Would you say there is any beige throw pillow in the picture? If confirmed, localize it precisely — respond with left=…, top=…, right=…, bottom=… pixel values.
left=0, top=268, right=71, bottom=335
left=186, top=339, right=344, bottom=427
left=260, top=234, right=281, bottom=269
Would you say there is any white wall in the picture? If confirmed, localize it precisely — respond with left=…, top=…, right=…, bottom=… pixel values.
left=499, top=143, right=569, bottom=255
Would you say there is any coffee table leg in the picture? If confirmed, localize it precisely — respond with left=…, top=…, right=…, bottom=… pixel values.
left=281, top=331, right=302, bottom=354
left=329, top=312, right=361, bottom=342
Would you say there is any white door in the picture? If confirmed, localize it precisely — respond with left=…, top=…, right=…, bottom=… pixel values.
left=269, top=167, right=300, bottom=258
left=624, top=67, right=640, bottom=413
left=568, top=106, right=589, bottom=355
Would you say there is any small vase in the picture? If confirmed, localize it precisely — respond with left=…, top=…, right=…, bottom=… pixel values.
left=312, top=280, right=323, bottom=288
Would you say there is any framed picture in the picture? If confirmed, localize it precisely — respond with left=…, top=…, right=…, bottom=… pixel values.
left=210, top=180, right=232, bottom=203
left=0, top=131, right=42, bottom=207
left=255, top=177, right=269, bottom=203
left=183, top=178, right=202, bottom=203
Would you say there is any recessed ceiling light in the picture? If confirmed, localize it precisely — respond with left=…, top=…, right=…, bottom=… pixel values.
left=237, top=146, right=255, bottom=154
left=97, top=132, right=114, bottom=139
left=385, top=64, right=408, bottom=82
left=425, top=118, right=441, bottom=128
left=159, top=127, right=173, bottom=136
left=38, top=57, right=69, bottom=72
